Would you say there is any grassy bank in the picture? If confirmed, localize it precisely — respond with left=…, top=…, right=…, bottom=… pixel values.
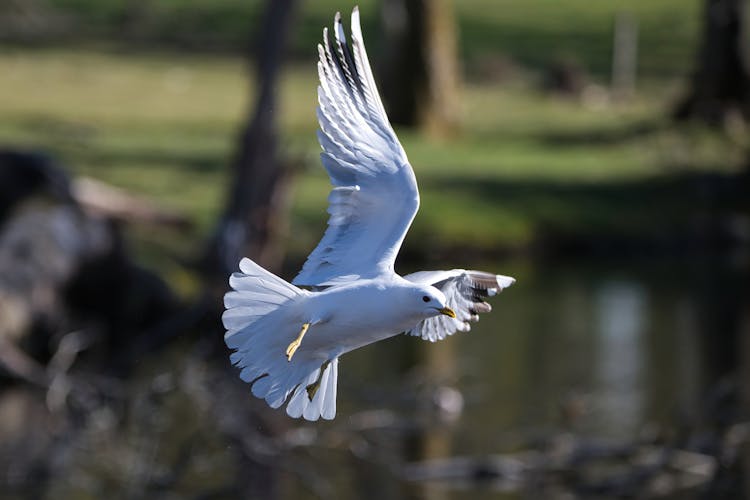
left=1, top=48, right=745, bottom=273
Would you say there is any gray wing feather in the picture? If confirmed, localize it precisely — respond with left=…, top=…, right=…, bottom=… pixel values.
left=405, top=270, right=516, bottom=342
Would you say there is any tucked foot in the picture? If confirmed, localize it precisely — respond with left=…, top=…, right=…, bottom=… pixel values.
left=286, top=322, right=310, bottom=361
left=306, top=360, right=331, bottom=401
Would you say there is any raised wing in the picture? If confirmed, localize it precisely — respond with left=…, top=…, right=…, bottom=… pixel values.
left=293, top=8, right=419, bottom=287
left=404, top=270, right=516, bottom=342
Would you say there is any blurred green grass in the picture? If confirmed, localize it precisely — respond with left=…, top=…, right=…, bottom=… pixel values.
left=0, top=46, right=744, bottom=269
left=2, top=0, right=746, bottom=272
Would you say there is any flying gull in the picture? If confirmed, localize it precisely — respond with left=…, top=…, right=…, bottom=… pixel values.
left=223, top=7, right=515, bottom=421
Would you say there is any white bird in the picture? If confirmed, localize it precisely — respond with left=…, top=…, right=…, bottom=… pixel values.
left=223, top=7, right=515, bottom=421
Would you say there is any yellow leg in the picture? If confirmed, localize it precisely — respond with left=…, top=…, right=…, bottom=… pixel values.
left=286, top=322, right=310, bottom=361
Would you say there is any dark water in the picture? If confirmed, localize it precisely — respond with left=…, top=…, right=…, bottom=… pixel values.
left=2, top=255, right=748, bottom=498
left=354, top=257, right=741, bottom=424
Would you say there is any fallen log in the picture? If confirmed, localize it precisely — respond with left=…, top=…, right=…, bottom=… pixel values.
left=401, top=440, right=720, bottom=497
left=71, top=176, right=192, bottom=230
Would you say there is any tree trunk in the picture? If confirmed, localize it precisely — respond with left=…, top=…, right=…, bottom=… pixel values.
left=380, top=0, right=461, bottom=138
left=674, top=0, right=750, bottom=125
left=742, top=308, right=750, bottom=497
left=200, top=0, right=299, bottom=279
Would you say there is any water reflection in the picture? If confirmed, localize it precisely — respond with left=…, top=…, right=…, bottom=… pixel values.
left=594, top=281, right=646, bottom=436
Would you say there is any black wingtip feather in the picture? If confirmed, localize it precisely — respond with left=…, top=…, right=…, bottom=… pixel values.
left=327, top=11, right=365, bottom=100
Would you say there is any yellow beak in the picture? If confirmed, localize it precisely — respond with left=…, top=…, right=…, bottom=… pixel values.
left=438, top=307, right=456, bottom=318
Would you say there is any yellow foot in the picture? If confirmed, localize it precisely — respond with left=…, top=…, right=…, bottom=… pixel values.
left=286, top=322, right=310, bottom=362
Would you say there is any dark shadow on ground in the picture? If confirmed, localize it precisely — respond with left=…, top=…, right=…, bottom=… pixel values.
left=418, top=168, right=750, bottom=259
left=537, top=119, right=668, bottom=147
left=9, top=115, right=228, bottom=173
left=76, top=147, right=225, bottom=172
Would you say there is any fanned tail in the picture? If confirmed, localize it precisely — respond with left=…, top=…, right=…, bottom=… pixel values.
left=223, top=258, right=340, bottom=421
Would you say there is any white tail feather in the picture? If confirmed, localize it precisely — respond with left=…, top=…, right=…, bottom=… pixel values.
left=223, top=258, right=340, bottom=421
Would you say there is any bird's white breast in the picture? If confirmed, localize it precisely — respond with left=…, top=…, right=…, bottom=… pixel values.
left=298, top=279, right=423, bottom=357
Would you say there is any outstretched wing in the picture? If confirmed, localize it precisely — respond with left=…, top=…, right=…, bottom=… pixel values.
left=293, top=8, right=419, bottom=287
left=404, top=270, right=516, bottom=342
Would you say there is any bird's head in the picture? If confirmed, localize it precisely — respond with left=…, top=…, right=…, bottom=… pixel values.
left=412, top=285, right=456, bottom=319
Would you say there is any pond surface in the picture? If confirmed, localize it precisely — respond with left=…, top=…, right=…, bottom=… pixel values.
left=2, top=254, right=747, bottom=499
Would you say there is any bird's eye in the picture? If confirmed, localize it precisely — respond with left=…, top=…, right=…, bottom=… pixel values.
left=422, top=296, right=431, bottom=302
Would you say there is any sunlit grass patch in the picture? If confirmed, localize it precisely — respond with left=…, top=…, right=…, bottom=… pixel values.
left=0, top=48, right=744, bottom=266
